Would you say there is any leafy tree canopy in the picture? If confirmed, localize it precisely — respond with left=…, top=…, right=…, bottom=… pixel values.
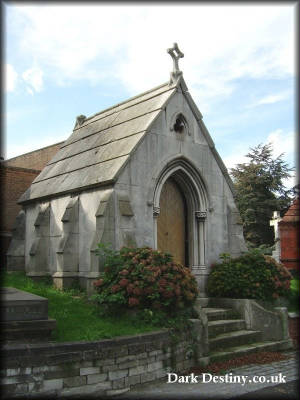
left=230, top=143, right=295, bottom=247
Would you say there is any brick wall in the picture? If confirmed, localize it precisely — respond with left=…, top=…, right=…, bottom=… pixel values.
left=0, top=166, right=40, bottom=232
left=0, top=166, right=40, bottom=267
left=279, top=198, right=299, bottom=273
left=288, top=313, right=299, bottom=348
left=279, top=223, right=299, bottom=272
left=4, top=142, right=63, bottom=171
left=1, top=142, right=63, bottom=268
left=1, top=325, right=204, bottom=398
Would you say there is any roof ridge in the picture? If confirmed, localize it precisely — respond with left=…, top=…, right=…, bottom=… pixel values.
left=80, top=81, right=174, bottom=126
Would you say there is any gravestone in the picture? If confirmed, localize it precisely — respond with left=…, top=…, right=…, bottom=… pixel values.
left=1, top=287, right=56, bottom=343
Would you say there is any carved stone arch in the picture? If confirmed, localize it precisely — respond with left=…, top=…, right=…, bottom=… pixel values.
left=147, top=155, right=211, bottom=209
left=151, top=157, right=209, bottom=278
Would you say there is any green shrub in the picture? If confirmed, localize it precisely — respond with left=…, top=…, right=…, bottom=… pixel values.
left=287, top=279, right=300, bottom=312
left=246, top=243, right=275, bottom=255
left=92, top=245, right=199, bottom=314
left=207, top=250, right=292, bottom=301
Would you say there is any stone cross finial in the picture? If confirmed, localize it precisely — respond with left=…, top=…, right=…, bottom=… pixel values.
left=167, top=43, right=184, bottom=84
left=270, top=210, right=282, bottom=262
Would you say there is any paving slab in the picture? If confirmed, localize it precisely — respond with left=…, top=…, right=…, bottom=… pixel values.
left=115, top=351, right=299, bottom=400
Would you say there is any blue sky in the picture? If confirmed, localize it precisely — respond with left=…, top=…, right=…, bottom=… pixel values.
left=4, top=3, right=297, bottom=188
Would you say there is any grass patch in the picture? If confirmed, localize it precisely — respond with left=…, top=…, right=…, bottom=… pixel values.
left=1, top=272, right=163, bottom=342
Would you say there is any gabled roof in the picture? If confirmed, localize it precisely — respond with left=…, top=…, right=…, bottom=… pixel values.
left=279, top=197, right=299, bottom=223
left=19, top=81, right=178, bottom=203
left=19, top=76, right=235, bottom=204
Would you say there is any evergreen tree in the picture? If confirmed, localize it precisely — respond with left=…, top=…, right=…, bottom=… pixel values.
left=230, top=143, right=294, bottom=247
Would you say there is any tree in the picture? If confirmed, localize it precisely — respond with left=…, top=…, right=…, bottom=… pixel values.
left=230, top=143, right=294, bottom=247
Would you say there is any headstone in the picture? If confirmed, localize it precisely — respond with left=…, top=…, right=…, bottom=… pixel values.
left=1, top=287, right=56, bottom=343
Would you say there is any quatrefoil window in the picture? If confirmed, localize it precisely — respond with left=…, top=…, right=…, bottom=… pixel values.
left=172, top=113, right=189, bottom=135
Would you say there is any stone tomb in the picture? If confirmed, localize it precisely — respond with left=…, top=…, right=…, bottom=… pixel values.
left=1, top=287, right=56, bottom=343
left=7, top=44, right=247, bottom=297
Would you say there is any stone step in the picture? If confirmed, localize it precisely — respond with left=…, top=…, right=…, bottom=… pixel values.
left=209, top=330, right=262, bottom=351
left=208, top=319, right=246, bottom=338
left=209, top=339, right=294, bottom=363
left=202, top=307, right=240, bottom=321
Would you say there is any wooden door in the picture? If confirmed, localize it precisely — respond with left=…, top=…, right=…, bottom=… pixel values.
left=157, top=179, right=187, bottom=265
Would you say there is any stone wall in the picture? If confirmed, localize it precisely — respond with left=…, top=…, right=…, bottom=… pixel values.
left=1, top=326, right=204, bottom=398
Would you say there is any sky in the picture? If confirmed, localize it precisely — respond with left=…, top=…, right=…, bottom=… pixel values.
left=3, top=2, right=297, bottom=188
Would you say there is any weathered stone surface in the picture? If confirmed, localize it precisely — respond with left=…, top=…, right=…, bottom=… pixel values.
left=129, top=365, right=148, bottom=376
left=108, top=369, right=128, bottom=380
left=118, top=359, right=138, bottom=369
left=44, top=367, right=79, bottom=380
left=147, top=361, right=163, bottom=372
left=95, top=358, right=115, bottom=367
left=47, top=352, right=82, bottom=365
left=102, top=364, right=118, bottom=372
left=63, top=375, right=86, bottom=388
left=116, top=355, right=135, bottom=364
left=86, top=373, right=107, bottom=385
left=1, top=288, right=48, bottom=321
left=79, top=366, right=100, bottom=376
left=61, top=381, right=111, bottom=397
left=43, top=378, right=63, bottom=391
left=140, top=371, right=156, bottom=383
left=209, top=297, right=294, bottom=343
left=112, top=377, right=126, bottom=389
left=5, top=367, right=32, bottom=376
left=106, top=387, right=130, bottom=396
left=14, top=61, right=247, bottom=298
left=128, top=374, right=141, bottom=386
left=19, top=85, right=174, bottom=203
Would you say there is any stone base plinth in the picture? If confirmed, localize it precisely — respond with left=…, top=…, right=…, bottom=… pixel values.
left=52, top=272, right=78, bottom=290
left=1, top=287, right=56, bottom=343
left=1, top=319, right=56, bottom=343
left=6, top=256, right=25, bottom=272
left=79, top=272, right=101, bottom=296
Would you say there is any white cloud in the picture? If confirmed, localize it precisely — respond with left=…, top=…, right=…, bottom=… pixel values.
left=4, top=4, right=296, bottom=188
left=247, top=92, right=289, bottom=108
left=7, top=3, right=295, bottom=109
left=5, top=64, right=18, bottom=92
left=266, top=130, right=296, bottom=188
left=22, top=66, right=44, bottom=93
left=266, top=129, right=295, bottom=161
left=223, top=152, right=249, bottom=172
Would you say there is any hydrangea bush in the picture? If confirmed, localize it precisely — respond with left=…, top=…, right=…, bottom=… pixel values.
left=92, top=245, right=199, bottom=314
left=207, top=250, right=292, bottom=301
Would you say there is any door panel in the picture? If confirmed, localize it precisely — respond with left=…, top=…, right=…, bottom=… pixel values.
left=157, top=179, right=186, bottom=265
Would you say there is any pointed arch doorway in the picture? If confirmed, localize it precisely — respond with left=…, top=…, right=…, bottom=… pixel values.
left=157, top=178, right=188, bottom=266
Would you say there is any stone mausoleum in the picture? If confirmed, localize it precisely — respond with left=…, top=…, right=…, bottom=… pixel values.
left=7, top=44, right=247, bottom=296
